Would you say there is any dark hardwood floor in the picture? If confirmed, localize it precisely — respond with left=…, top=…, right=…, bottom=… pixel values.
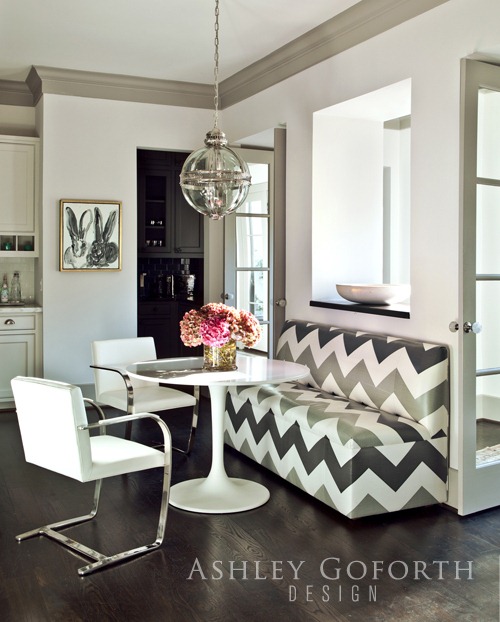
left=1, top=398, right=500, bottom=622
left=477, top=419, right=500, bottom=450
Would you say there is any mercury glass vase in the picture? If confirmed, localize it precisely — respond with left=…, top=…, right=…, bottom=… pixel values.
left=203, top=339, right=237, bottom=371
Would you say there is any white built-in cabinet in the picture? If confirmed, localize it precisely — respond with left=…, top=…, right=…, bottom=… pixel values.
left=0, top=135, right=39, bottom=256
left=0, top=134, right=42, bottom=404
left=0, top=308, right=42, bottom=403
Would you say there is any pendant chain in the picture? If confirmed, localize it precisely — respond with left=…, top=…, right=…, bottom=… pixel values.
left=213, top=0, right=220, bottom=128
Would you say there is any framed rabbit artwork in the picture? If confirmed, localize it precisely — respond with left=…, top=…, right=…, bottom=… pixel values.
left=59, top=200, right=122, bottom=271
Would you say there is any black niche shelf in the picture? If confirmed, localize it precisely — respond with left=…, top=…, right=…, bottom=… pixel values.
left=310, top=299, right=410, bottom=319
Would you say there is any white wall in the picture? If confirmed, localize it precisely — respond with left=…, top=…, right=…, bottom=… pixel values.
left=221, top=0, right=500, bottom=478
left=312, top=115, right=384, bottom=296
left=384, top=120, right=411, bottom=284
left=38, top=94, right=212, bottom=385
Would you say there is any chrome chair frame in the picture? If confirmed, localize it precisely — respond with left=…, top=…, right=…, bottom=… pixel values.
left=15, top=398, right=172, bottom=576
left=90, top=363, right=199, bottom=454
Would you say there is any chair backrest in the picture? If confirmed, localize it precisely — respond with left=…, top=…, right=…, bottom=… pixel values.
left=91, top=337, right=157, bottom=398
left=11, top=376, right=93, bottom=482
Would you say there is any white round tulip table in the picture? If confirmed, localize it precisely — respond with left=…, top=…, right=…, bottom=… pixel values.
left=126, top=353, right=309, bottom=514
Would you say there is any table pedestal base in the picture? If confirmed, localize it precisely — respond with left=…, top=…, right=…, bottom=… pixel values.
left=169, top=477, right=270, bottom=514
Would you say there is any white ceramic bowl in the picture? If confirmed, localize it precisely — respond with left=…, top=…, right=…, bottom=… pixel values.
left=336, top=283, right=411, bottom=305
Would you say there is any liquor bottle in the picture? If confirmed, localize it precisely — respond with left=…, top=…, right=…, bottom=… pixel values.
left=10, top=271, right=21, bottom=303
left=1, top=274, right=9, bottom=303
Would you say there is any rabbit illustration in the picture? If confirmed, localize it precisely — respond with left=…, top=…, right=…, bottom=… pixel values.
left=63, top=207, right=93, bottom=269
left=86, top=207, right=119, bottom=268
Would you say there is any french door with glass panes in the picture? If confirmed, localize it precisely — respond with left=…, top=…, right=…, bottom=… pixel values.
left=460, top=59, right=500, bottom=514
left=224, top=148, right=276, bottom=356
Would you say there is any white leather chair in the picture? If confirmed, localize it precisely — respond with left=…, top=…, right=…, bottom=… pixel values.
left=91, top=337, right=198, bottom=454
left=11, top=376, right=172, bottom=576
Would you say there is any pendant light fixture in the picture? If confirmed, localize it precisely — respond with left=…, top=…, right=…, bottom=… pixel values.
left=180, top=0, right=251, bottom=220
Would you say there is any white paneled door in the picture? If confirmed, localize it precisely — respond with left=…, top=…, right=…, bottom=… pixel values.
left=460, top=59, right=500, bottom=514
left=224, top=130, right=286, bottom=358
left=224, top=149, right=273, bottom=355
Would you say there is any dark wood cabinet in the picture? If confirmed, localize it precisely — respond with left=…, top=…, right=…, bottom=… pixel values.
left=138, top=300, right=202, bottom=359
left=137, top=150, right=204, bottom=357
left=137, top=301, right=176, bottom=359
left=137, top=150, right=204, bottom=257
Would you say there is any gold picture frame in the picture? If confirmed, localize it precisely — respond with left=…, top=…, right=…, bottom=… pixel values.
left=60, top=199, right=122, bottom=271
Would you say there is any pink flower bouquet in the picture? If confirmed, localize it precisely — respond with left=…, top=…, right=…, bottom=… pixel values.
left=180, top=302, right=262, bottom=348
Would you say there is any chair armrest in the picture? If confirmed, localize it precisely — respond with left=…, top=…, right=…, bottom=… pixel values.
left=79, top=412, right=172, bottom=455
left=83, top=397, right=107, bottom=422
left=90, top=364, right=135, bottom=412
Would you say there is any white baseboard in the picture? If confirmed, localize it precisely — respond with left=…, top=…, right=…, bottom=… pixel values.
left=446, top=467, right=458, bottom=510
left=477, top=394, right=500, bottom=423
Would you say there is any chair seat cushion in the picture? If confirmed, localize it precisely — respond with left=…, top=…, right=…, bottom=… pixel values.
left=99, top=385, right=196, bottom=413
left=86, top=435, right=165, bottom=481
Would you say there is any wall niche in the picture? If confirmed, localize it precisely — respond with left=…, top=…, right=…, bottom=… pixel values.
left=312, top=79, right=411, bottom=303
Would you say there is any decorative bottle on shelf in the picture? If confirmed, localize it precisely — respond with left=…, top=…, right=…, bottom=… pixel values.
left=166, top=274, right=174, bottom=298
left=10, top=271, right=21, bottom=303
left=1, top=274, right=9, bottom=303
left=157, top=273, right=164, bottom=298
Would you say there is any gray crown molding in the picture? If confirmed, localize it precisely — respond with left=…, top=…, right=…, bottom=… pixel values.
left=2, top=0, right=449, bottom=110
left=0, top=79, right=33, bottom=107
left=221, top=0, right=450, bottom=107
left=26, top=66, right=214, bottom=109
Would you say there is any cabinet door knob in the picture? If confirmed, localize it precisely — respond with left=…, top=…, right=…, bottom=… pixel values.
left=4, top=319, right=15, bottom=325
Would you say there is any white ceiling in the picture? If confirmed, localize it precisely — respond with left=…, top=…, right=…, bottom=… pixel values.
left=0, top=0, right=361, bottom=84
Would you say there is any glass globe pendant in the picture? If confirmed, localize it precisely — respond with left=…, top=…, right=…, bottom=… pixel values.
left=180, top=128, right=251, bottom=220
left=180, top=0, right=251, bottom=220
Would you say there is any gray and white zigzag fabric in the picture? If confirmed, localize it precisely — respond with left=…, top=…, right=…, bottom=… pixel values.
left=275, top=320, right=449, bottom=433
left=224, top=319, right=450, bottom=518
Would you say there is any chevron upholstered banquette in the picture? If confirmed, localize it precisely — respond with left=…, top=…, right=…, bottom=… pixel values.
left=224, top=319, right=450, bottom=519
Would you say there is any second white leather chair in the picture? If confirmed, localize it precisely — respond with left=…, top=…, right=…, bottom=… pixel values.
left=91, top=337, right=198, bottom=454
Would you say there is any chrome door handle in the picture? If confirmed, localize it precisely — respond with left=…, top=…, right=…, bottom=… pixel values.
left=463, top=321, right=482, bottom=334
left=450, top=321, right=482, bottom=334
left=275, top=298, right=287, bottom=307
